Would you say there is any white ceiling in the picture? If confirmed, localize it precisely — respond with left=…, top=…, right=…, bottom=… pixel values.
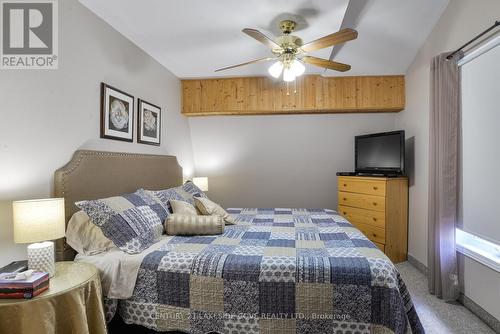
left=79, top=0, right=449, bottom=78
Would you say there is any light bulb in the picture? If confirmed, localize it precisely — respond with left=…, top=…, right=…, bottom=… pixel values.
left=283, top=67, right=296, bottom=82
left=268, top=61, right=283, bottom=78
left=290, top=60, right=305, bottom=77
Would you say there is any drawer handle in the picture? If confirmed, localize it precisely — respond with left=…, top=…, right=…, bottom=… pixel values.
left=373, top=218, right=377, bottom=222
left=343, top=212, right=347, bottom=215
left=343, top=184, right=347, bottom=187
left=373, top=202, right=377, bottom=206
left=343, top=198, right=347, bottom=201
left=372, top=233, right=377, bottom=237
left=373, top=186, right=378, bottom=190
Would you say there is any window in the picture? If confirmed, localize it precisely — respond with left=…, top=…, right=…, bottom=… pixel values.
left=456, top=229, right=500, bottom=273
left=458, top=33, right=500, bottom=271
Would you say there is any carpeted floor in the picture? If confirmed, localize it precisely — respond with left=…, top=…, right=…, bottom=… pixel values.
left=396, top=262, right=496, bottom=334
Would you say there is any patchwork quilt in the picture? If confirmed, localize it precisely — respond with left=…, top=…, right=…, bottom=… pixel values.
left=105, top=208, right=424, bottom=334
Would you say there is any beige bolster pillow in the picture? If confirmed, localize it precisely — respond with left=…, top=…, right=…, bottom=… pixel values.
left=165, top=214, right=224, bottom=236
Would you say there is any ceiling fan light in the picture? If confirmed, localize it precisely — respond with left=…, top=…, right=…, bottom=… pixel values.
left=268, top=61, right=284, bottom=78
left=291, top=60, right=305, bottom=77
left=283, top=67, right=296, bottom=82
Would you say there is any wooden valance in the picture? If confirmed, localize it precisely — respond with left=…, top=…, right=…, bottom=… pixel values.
left=182, top=75, right=405, bottom=116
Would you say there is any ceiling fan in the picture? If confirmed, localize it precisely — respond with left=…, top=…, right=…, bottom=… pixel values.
left=215, top=19, right=358, bottom=82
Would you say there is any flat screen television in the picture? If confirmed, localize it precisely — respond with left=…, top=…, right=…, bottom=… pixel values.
left=355, top=130, right=405, bottom=176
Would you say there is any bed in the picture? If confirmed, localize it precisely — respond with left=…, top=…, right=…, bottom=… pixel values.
left=54, top=150, right=423, bottom=334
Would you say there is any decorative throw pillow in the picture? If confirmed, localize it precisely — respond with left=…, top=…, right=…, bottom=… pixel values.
left=165, top=214, right=224, bottom=236
left=169, top=199, right=199, bottom=215
left=182, top=181, right=208, bottom=199
left=194, top=197, right=236, bottom=225
left=146, top=182, right=208, bottom=211
left=76, top=189, right=168, bottom=254
left=66, top=210, right=115, bottom=255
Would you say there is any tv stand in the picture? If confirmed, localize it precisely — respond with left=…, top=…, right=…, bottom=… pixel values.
left=336, top=172, right=356, bottom=176
left=337, top=172, right=402, bottom=178
left=356, top=173, right=401, bottom=178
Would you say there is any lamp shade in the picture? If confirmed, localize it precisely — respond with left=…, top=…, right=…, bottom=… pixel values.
left=13, top=198, right=65, bottom=244
left=268, top=61, right=284, bottom=78
left=283, top=67, right=296, bottom=82
left=290, top=60, right=305, bottom=77
left=192, top=177, right=209, bottom=192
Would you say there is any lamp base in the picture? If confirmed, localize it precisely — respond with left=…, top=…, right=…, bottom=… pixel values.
left=27, top=241, right=55, bottom=277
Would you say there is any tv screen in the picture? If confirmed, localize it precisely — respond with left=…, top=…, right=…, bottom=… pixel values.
left=355, top=131, right=405, bottom=175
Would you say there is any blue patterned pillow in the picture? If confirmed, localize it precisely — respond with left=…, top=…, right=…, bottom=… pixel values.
left=182, top=181, right=208, bottom=198
left=75, top=189, right=168, bottom=254
left=146, top=182, right=208, bottom=212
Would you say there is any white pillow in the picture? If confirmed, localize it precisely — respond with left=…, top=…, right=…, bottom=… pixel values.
left=66, top=210, right=115, bottom=255
left=194, top=197, right=236, bottom=225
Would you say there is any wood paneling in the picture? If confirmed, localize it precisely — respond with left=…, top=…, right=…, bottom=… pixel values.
left=182, top=75, right=404, bottom=116
left=356, top=76, right=405, bottom=111
left=338, top=176, right=408, bottom=263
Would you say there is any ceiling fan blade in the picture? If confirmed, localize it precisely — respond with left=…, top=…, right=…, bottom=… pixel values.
left=301, top=28, right=358, bottom=53
left=215, top=57, right=275, bottom=72
left=302, top=56, right=351, bottom=72
left=242, top=28, right=281, bottom=50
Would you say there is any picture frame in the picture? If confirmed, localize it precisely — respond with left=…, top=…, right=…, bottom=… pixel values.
left=137, top=99, right=161, bottom=146
left=100, top=82, right=134, bottom=142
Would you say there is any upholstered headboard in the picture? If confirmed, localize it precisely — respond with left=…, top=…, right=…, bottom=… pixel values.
left=53, top=150, right=183, bottom=261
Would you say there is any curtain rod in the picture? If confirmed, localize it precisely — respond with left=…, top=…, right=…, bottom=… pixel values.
left=447, top=20, right=500, bottom=60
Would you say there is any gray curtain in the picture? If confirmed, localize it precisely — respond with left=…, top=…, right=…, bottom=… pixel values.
left=428, top=52, right=461, bottom=301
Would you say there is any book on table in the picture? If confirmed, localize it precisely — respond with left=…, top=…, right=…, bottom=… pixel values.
left=0, top=271, right=49, bottom=299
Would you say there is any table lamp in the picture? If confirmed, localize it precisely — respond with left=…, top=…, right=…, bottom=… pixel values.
left=12, top=198, right=65, bottom=277
left=192, top=177, right=208, bottom=192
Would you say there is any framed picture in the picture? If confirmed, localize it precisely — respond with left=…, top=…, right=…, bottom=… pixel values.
left=137, top=99, right=161, bottom=146
left=100, top=83, right=134, bottom=142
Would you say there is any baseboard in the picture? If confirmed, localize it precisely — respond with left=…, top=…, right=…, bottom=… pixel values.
left=405, top=254, right=499, bottom=332
left=459, top=294, right=500, bottom=333
left=407, top=254, right=428, bottom=276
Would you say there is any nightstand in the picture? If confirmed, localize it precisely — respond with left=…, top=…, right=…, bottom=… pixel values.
left=0, top=261, right=107, bottom=334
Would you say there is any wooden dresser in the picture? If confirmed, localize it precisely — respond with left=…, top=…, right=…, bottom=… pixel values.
left=337, top=176, right=408, bottom=263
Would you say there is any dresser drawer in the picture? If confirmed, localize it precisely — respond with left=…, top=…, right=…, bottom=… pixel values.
left=372, top=241, right=385, bottom=252
left=351, top=221, right=386, bottom=244
left=338, top=192, right=386, bottom=212
left=338, top=205, right=386, bottom=229
left=338, top=177, right=386, bottom=196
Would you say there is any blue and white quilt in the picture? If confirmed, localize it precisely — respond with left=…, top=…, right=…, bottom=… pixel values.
left=105, top=208, right=424, bottom=334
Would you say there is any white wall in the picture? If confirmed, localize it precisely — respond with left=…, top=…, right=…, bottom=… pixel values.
left=0, top=0, right=195, bottom=267
left=189, top=114, right=396, bottom=209
left=395, top=0, right=500, bottom=321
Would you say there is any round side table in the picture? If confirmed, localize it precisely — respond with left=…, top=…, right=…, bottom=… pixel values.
left=0, top=261, right=107, bottom=334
